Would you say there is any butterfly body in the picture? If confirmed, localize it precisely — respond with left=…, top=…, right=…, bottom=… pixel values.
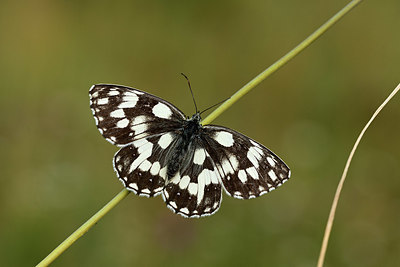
left=166, top=113, right=202, bottom=178
left=90, top=84, right=291, bottom=218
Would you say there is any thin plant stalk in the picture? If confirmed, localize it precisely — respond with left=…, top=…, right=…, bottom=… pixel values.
left=37, top=1, right=363, bottom=266
left=202, top=0, right=363, bottom=125
left=36, top=189, right=130, bottom=267
left=317, top=83, right=400, bottom=267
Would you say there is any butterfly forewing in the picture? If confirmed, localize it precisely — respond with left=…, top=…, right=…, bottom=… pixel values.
left=89, top=84, right=185, bottom=146
left=203, top=125, right=290, bottom=199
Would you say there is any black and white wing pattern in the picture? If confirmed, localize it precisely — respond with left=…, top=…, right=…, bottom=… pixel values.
left=161, top=139, right=223, bottom=217
left=90, top=84, right=184, bottom=197
left=89, top=84, right=291, bottom=218
left=89, top=84, right=185, bottom=146
left=202, top=126, right=290, bottom=199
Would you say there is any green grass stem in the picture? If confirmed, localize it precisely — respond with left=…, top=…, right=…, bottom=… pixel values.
left=36, top=189, right=130, bottom=267
left=202, top=0, right=363, bottom=125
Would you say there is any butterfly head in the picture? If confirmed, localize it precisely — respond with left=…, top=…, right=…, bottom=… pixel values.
left=189, top=112, right=201, bottom=123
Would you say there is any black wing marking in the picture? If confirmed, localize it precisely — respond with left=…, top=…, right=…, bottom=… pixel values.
left=202, top=125, right=291, bottom=199
left=89, top=84, right=185, bottom=146
left=162, top=143, right=222, bottom=218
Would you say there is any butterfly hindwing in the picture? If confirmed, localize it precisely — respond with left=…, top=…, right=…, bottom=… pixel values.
left=162, top=144, right=223, bottom=217
left=203, top=125, right=291, bottom=199
left=114, top=132, right=182, bottom=197
left=89, top=84, right=185, bottom=146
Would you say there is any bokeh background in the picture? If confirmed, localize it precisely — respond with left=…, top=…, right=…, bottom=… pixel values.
left=1, top=0, right=399, bottom=266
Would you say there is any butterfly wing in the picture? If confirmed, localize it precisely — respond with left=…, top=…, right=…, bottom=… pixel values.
left=161, top=139, right=223, bottom=218
left=202, top=125, right=291, bottom=199
left=89, top=84, right=186, bottom=146
left=114, top=132, right=181, bottom=197
left=90, top=84, right=187, bottom=197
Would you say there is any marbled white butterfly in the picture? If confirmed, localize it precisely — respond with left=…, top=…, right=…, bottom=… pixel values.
left=89, top=83, right=290, bottom=218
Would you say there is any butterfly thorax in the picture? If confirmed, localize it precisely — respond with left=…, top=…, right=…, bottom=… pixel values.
left=166, top=113, right=202, bottom=178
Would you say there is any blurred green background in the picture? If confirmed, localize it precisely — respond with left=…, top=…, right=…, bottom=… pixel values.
left=1, top=0, right=399, bottom=266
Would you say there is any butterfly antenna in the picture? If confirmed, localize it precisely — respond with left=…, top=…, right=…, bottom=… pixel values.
left=200, top=97, right=230, bottom=115
left=181, top=73, right=198, bottom=113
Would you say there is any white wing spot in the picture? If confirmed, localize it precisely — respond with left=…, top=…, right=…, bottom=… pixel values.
left=150, top=161, right=161, bottom=176
left=179, top=175, right=190, bottom=189
left=193, top=148, right=206, bottom=165
left=249, top=146, right=262, bottom=160
left=141, top=188, right=151, bottom=194
left=119, top=94, right=138, bottom=108
left=234, top=191, right=242, bottom=198
left=139, top=160, right=152, bottom=172
left=247, top=149, right=259, bottom=168
left=268, top=169, right=278, bottom=181
left=133, top=138, right=148, bottom=148
left=152, top=102, right=172, bottom=119
left=135, top=133, right=147, bottom=139
left=210, top=169, right=219, bottom=184
left=129, top=142, right=153, bottom=173
left=214, top=131, right=234, bottom=147
left=169, top=201, right=178, bottom=209
left=180, top=207, right=189, bottom=214
left=238, top=169, right=247, bottom=183
left=159, top=166, right=167, bottom=179
left=229, top=154, right=239, bottom=170
left=131, top=123, right=147, bottom=135
left=97, top=98, right=108, bottom=105
left=91, top=91, right=99, bottom=98
left=158, top=133, right=173, bottom=149
left=124, top=91, right=137, bottom=97
left=132, top=115, right=147, bottom=125
left=129, top=183, right=138, bottom=190
left=221, top=159, right=234, bottom=174
left=116, top=118, right=129, bottom=128
left=118, top=96, right=138, bottom=108
left=267, top=157, right=276, bottom=167
left=188, top=183, right=198, bottom=195
left=197, top=174, right=206, bottom=204
left=110, top=109, right=125, bottom=118
left=169, top=172, right=181, bottom=184
left=246, top=167, right=259, bottom=179
left=163, top=190, right=169, bottom=199
left=198, top=169, right=212, bottom=186
left=117, top=164, right=123, bottom=171
left=108, top=90, right=119, bottom=96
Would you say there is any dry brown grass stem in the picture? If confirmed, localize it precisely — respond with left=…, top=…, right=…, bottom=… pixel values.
left=317, top=83, right=400, bottom=267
